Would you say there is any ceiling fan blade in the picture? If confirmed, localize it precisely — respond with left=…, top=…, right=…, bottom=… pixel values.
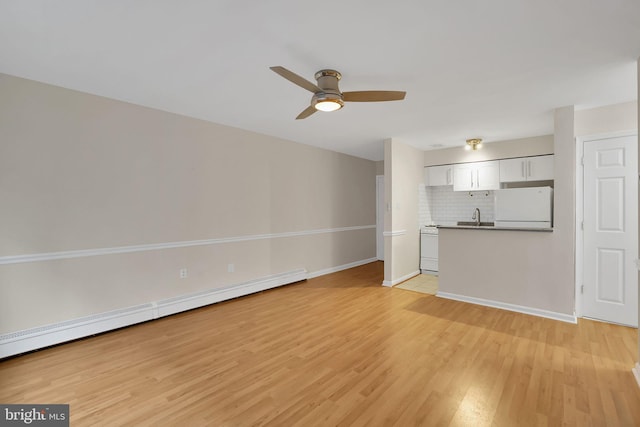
left=342, top=91, right=406, bottom=102
left=296, top=105, right=317, bottom=120
left=270, top=66, right=322, bottom=93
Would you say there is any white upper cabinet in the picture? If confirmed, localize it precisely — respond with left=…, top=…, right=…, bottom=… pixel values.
left=425, top=165, right=453, bottom=186
left=528, top=155, right=554, bottom=181
left=453, top=161, right=500, bottom=191
left=500, top=155, right=554, bottom=183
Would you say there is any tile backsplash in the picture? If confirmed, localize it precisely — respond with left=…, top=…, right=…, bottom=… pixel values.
left=419, top=184, right=495, bottom=226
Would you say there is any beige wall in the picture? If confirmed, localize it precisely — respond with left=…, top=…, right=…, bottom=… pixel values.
left=375, top=160, right=384, bottom=176
left=424, top=135, right=554, bottom=166
left=439, top=107, right=576, bottom=316
left=383, top=139, right=423, bottom=284
left=575, top=101, right=637, bottom=137
left=0, top=74, right=377, bottom=333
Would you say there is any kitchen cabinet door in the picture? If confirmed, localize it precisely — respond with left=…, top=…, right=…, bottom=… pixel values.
left=476, top=161, right=500, bottom=190
left=499, top=155, right=554, bottom=183
left=527, top=155, right=554, bottom=181
left=453, top=161, right=499, bottom=191
left=499, top=158, right=528, bottom=182
left=453, top=164, right=475, bottom=191
left=426, top=165, right=453, bottom=186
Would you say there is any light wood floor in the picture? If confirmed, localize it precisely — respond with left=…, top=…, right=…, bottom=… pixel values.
left=1, top=261, right=639, bottom=426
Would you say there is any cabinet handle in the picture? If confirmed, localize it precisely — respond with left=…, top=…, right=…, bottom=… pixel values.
left=470, top=172, right=474, bottom=188
left=528, top=160, right=532, bottom=178
left=521, top=161, right=525, bottom=178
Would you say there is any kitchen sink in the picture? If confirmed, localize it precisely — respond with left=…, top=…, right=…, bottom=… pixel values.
left=456, top=221, right=495, bottom=227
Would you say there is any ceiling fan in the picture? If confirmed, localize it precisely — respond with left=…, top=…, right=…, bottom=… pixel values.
left=270, top=66, right=406, bottom=120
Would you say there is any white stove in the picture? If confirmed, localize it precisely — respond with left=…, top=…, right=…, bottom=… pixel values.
left=421, top=225, right=439, bottom=235
left=420, top=226, right=439, bottom=273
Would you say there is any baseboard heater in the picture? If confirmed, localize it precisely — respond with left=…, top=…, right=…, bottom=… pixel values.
left=0, top=269, right=308, bottom=359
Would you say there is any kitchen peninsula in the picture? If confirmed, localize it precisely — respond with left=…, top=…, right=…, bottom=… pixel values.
left=437, top=226, right=574, bottom=323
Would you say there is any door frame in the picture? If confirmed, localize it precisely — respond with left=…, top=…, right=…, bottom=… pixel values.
left=575, top=130, right=638, bottom=320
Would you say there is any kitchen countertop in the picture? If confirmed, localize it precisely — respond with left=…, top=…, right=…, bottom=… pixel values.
left=437, top=224, right=553, bottom=232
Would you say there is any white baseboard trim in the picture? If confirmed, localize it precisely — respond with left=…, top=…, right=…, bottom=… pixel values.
left=633, top=364, right=640, bottom=389
left=307, top=258, right=378, bottom=279
left=156, top=269, right=308, bottom=317
left=382, top=270, right=421, bottom=287
left=0, top=269, right=308, bottom=359
left=436, top=291, right=578, bottom=324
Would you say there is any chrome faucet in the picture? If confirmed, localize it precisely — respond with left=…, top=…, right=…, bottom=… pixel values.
left=472, top=208, right=481, bottom=226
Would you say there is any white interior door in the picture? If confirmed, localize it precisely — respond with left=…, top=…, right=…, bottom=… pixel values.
left=583, top=134, right=638, bottom=327
left=376, top=175, right=384, bottom=261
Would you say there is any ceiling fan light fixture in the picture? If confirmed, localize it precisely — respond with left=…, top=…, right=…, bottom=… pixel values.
left=466, top=138, right=483, bottom=151
left=314, top=99, right=343, bottom=112
left=270, top=66, right=406, bottom=119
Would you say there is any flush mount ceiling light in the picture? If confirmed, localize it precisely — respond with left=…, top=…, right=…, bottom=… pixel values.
left=465, top=138, right=483, bottom=151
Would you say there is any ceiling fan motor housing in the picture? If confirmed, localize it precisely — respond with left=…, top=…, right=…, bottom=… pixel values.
left=312, top=69, right=344, bottom=110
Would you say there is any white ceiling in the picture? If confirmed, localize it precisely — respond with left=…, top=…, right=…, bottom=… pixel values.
left=1, top=1, right=639, bottom=161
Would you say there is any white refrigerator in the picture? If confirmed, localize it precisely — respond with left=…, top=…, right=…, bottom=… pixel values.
left=494, top=186, right=553, bottom=228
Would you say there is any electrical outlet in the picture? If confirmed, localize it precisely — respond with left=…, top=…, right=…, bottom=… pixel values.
left=228, top=263, right=235, bottom=273
left=179, top=268, right=188, bottom=279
